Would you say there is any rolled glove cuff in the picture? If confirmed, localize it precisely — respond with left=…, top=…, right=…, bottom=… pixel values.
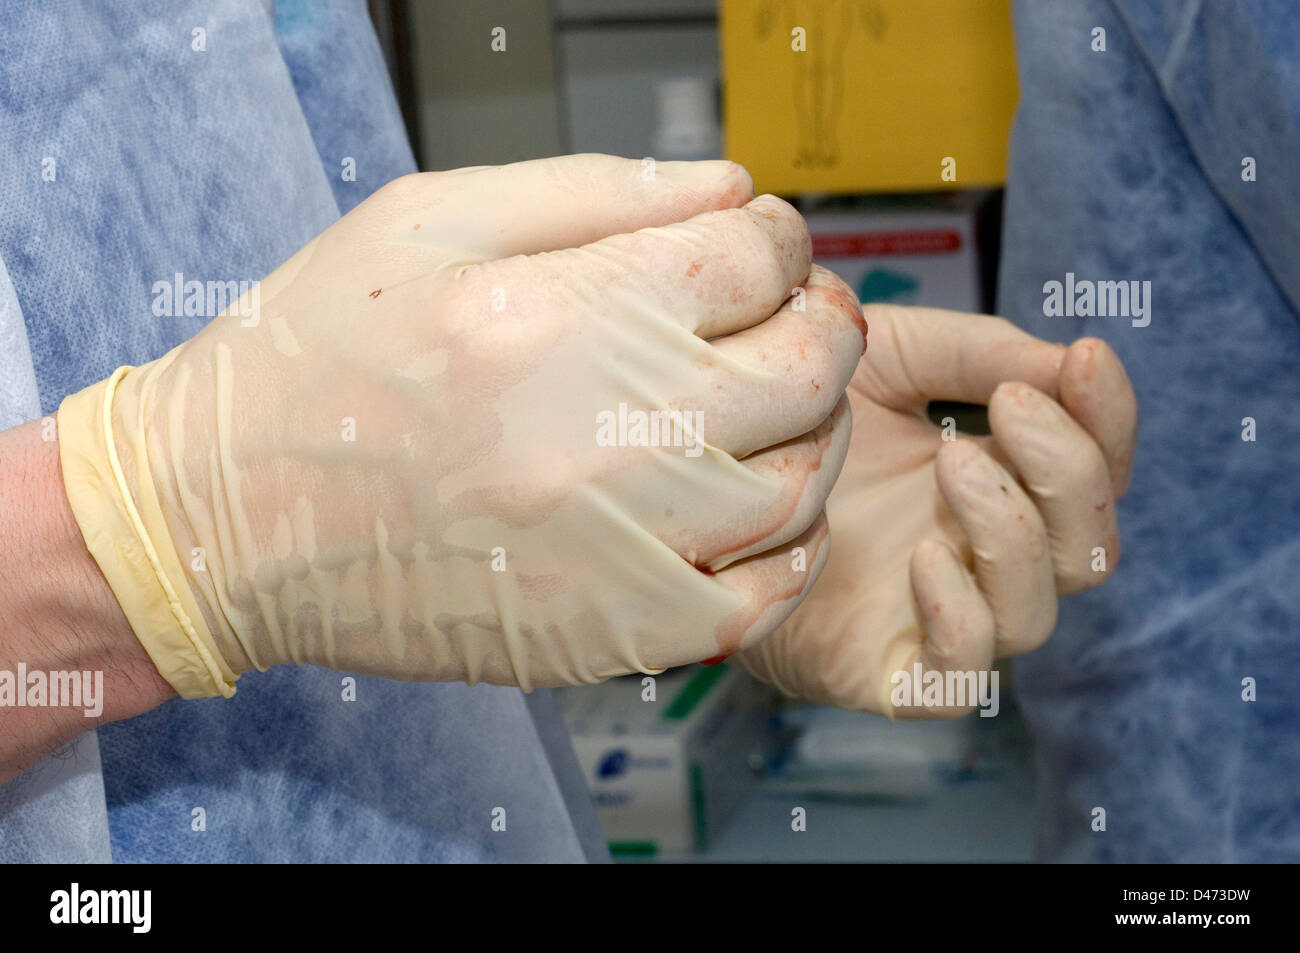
left=57, top=366, right=238, bottom=699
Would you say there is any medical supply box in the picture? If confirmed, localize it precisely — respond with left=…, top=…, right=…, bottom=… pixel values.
left=804, top=198, right=983, bottom=313
left=556, top=664, right=778, bottom=857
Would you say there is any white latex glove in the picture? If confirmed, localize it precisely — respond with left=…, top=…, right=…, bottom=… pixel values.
left=57, top=155, right=867, bottom=697
left=735, top=305, right=1138, bottom=715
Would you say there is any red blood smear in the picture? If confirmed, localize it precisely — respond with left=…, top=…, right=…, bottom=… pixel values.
left=700, top=654, right=730, bottom=667
left=683, top=554, right=716, bottom=576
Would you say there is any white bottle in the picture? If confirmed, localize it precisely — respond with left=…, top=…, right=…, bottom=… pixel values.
left=651, top=75, right=722, bottom=161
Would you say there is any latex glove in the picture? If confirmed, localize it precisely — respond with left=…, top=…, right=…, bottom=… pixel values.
left=57, top=155, right=867, bottom=698
left=734, top=304, right=1137, bottom=715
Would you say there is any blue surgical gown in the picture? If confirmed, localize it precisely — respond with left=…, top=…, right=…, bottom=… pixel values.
left=1000, top=0, right=1300, bottom=861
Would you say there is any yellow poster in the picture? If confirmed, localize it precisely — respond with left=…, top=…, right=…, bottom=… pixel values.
left=721, top=0, right=1020, bottom=194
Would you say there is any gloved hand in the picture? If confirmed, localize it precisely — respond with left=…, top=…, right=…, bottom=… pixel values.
left=734, top=304, right=1137, bottom=715
left=57, top=155, right=867, bottom=698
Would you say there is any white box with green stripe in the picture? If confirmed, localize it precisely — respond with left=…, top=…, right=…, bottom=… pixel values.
left=556, top=664, right=778, bottom=857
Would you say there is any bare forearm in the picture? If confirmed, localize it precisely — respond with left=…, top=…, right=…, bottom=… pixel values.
left=0, top=418, right=174, bottom=784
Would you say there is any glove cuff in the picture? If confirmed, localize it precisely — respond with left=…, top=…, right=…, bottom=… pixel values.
left=57, top=366, right=238, bottom=699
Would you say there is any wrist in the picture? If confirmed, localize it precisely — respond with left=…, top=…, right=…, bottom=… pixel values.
left=0, top=417, right=174, bottom=784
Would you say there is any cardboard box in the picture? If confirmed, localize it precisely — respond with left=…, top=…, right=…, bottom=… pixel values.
left=805, top=200, right=982, bottom=312
left=556, top=665, right=777, bottom=856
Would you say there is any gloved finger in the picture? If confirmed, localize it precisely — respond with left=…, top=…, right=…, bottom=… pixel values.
left=478, top=192, right=813, bottom=342
left=682, top=264, right=867, bottom=458
left=377, top=154, right=755, bottom=261
left=454, top=192, right=812, bottom=343
left=589, top=399, right=849, bottom=573
left=696, top=510, right=832, bottom=663
left=854, top=305, right=1065, bottom=412
left=889, top=537, right=998, bottom=718
left=934, top=439, right=1058, bottom=657
left=1057, top=337, right=1138, bottom=497
left=695, top=395, right=851, bottom=570
left=987, top=381, right=1120, bottom=595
